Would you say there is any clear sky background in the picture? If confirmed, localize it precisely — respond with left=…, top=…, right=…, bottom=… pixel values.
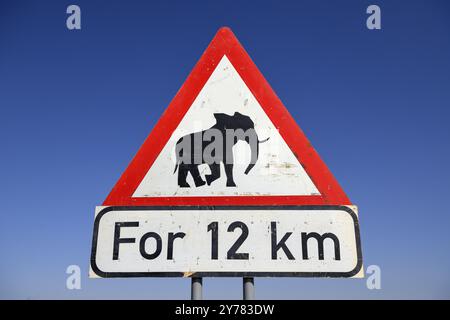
left=1, top=0, right=450, bottom=299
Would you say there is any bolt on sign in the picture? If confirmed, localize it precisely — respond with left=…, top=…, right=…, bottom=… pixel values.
left=90, top=27, right=363, bottom=278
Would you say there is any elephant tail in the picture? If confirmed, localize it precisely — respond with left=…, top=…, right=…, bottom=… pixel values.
left=173, top=163, right=179, bottom=174
left=258, top=137, right=270, bottom=143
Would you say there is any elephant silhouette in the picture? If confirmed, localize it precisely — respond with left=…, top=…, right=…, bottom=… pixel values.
left=173, top=112, right=269, bottom=188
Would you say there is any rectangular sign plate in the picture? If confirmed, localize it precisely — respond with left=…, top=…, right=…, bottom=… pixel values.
left=90, top=206, right=362, bottom=278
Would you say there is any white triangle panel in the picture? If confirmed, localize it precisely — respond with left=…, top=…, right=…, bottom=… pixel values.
left=133, top=56, right=319, bottom=197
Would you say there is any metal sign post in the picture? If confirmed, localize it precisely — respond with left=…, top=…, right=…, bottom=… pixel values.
left=191, top=277, right=203, bottom=300
left=243, top=277, right=254, bottom=300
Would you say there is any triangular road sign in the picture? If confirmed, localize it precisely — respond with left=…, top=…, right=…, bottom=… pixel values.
left=103, top=27, right=350, bottom=206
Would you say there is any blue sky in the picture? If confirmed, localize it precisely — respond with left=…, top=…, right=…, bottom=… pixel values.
left=1, top=0, right=450, bottom=299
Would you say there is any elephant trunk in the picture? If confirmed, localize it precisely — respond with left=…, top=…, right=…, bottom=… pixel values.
left=244, top=136, right=270, bottom=175
left=244, top=137, right=259, bottom=175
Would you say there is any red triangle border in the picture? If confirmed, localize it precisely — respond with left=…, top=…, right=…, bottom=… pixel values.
left=103, top=27, right=351, bottom=206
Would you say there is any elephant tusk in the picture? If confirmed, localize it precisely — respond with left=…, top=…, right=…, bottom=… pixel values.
left=258, top=137, right=270, bottom=143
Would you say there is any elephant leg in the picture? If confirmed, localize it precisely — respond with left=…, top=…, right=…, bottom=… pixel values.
left=177, top=164, right=190, bottom=188
left=189, top=165, right=206, bottom=187
left=224, top=163, right=236, bottom=187
left=206, top=163, right=221, bottom=186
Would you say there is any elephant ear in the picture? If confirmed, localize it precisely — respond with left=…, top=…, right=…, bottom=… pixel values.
left=213, top=113, right=231, bottom=128
left=233, top=112, right=254, bottom=130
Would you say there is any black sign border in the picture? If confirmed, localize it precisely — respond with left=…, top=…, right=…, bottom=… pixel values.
left=90, top=205, right=363, bottom=278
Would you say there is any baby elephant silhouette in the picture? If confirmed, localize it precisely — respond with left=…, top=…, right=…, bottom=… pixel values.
left=173, top=112, right=269, bottom=188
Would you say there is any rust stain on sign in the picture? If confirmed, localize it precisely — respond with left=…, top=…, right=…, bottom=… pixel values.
left=183, top=271, right=196, bottom=278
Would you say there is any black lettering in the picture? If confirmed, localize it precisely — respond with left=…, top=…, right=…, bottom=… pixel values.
left=301, top=232, right=341, bottom=260
left=140, top=232, right=162, bottom=260
left=271, top=222, right=294, bottom=260
left=227, top=221, right=249, bottom=260
left=207, top=222, right=219, bottom=260
left=167, top=232, right=186, bottom=260
left=112, top=221, right=138, bottom=260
